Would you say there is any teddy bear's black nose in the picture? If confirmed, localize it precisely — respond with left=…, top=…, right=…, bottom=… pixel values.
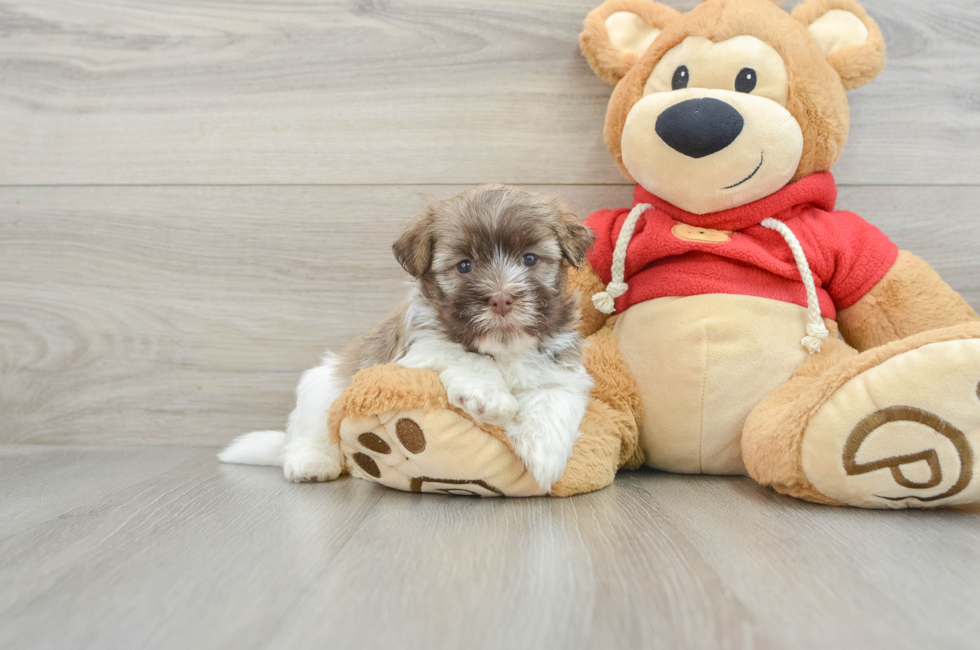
left=655, top=98, right=745, bottom=159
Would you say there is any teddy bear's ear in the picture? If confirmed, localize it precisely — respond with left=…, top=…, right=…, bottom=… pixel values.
left=580, top=0, right=681, bottom=85
left=792, top=0, right=887, bottom=90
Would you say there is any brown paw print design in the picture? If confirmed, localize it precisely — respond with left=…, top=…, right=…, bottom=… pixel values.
left=340, top=415, right=508, bottom=497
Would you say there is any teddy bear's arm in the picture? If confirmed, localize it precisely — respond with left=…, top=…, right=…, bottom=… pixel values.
left=837, top=250, right=979, bottom=352
left=568, top=259, right=611, bottom=337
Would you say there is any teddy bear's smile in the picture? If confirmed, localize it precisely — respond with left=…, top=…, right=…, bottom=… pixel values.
left=723, top=152, right=765, bottom=190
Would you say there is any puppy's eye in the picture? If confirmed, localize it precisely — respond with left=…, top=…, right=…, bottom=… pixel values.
left=672, top=66, right=690, bottom=91
left=522, top=253, right=538, bottom=267
left=456, top=259, right=473, bottom=274
left=735, top=68, right=757, bottom=93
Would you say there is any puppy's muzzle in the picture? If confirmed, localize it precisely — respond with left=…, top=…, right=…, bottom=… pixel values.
left=655, top=97, right=745, bottom=159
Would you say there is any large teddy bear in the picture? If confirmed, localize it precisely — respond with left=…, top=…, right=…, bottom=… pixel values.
left=329, top=0, right=980, bottom=508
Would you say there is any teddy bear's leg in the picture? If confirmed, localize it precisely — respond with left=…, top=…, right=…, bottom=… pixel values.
left=551, top=323, right=645, bottom=497
left=330, top=364, right=546, bottom=497
left=742, top=323, right=980, bottom=508
left=329, top=336, right=642, bottom=498
left=550, top=261, right=645, bottom=495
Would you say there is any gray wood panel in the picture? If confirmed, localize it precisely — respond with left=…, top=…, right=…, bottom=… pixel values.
left=0, top=444, right=205, bottom=538
left=0, top=0, right=978, bottom=186
left=3, top=184, right=978, bottom=447
left=0, top=445, right=977, bottom=650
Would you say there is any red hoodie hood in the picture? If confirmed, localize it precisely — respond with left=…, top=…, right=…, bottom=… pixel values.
left=584, top=172, right=897, bottom=320
left=632, top=172, right=838, bottom=231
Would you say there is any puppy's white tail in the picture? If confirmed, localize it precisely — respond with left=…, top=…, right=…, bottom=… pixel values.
left=218, top=430, right=286, bottom=467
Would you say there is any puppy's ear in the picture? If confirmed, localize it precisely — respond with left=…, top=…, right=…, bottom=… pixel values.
left=552, top=208, right=595, bottom=268
left=393, top=207, right=436, bottom=278
left=792, top=0, right=886, bottom=90
left=580, top=0, right=680, bottom=86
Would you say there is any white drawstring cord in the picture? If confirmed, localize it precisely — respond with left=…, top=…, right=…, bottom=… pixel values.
left=591, top=203, right=652, bottom=314
left=760, top=218, right=830, bottom=354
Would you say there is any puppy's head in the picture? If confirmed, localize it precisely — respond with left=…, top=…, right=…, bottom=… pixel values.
left=393, top=185, right=594, bottom=355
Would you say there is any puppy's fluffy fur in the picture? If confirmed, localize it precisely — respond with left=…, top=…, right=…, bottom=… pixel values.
left=219, top=185, right=596, bottom=490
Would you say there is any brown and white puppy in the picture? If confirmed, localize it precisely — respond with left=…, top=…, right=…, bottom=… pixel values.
left=220, top=185, right=596, bottom=491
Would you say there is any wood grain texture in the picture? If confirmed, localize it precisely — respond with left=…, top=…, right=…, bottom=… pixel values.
left=0, top=446, right=977, bottom=650
left=3, top=184, right=979, bottom=447
left=0, top=0, right=978, bottom=186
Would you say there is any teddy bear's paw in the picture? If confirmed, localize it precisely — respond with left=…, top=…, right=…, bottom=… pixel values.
left=801, top=337, right=980, bottom=508
left=282, top=441, right=344, bottom=483
left=337, top=407, right=546, bottom=497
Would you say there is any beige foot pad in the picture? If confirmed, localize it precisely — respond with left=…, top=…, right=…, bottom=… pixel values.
left=802, top=336, right=980, bottom=508
left=331, top=364, right=545, bottom=497
left=338, top=410, right=544, bottom=497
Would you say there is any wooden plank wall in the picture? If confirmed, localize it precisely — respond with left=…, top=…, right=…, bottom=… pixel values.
left=2, top=0, right=979, bottom=446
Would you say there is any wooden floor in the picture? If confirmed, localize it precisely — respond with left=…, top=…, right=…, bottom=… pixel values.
left=3, top=1, right=980, bottom=648
left=0, top=445, right=977, bottom=650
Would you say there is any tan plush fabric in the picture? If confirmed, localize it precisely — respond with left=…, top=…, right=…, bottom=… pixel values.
left=838, top=250, right=980, bottom=352
left=580, top=0, right=681, bottom=85
left=568, top=259, right=611, bottom=338
left=328, top=363, right=508, bottom=446
left=331, top=364, right=544, bottom=496
left=801, top=338, right=980, bottom=508
left=613, top=294, right=816, bottom=475
left=791, top=0, right=887, bottom=90
left=742, top=323, right=980, bottom=505
left=339, top=407, right=545, bottom=497
left=551, top=322, right=646, bottom=496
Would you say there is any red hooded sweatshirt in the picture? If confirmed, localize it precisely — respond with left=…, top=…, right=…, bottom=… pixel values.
left=585, top=173, right=898, bottom=320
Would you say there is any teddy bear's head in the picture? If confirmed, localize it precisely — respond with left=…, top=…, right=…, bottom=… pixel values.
left=581, top=0, right=886, bottom=215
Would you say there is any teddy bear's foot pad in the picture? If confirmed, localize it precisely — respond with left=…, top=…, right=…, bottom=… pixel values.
left=338, top=408, right=546, bottom=497
left=802, top=337, right=980, bottom=508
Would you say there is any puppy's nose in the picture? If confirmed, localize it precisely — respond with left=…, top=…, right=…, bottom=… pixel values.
left=655, top=97, right=744, bottom=159
left=489, top=293, right=514, bottom=316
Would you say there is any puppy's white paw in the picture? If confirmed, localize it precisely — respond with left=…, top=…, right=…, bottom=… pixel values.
left=447, top=382, right=519, bottom=427
left=282, top=444, right=343, bottom=483
left=507, top=425, right=577, bottom=491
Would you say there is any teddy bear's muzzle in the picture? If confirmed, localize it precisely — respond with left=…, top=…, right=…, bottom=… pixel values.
left=620, top=88, right=804, bottom=215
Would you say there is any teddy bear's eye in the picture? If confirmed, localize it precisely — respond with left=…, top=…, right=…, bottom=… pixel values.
left=671, top=66, right=690, bottom=91
left=735, top=68, right=757, bottom=93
